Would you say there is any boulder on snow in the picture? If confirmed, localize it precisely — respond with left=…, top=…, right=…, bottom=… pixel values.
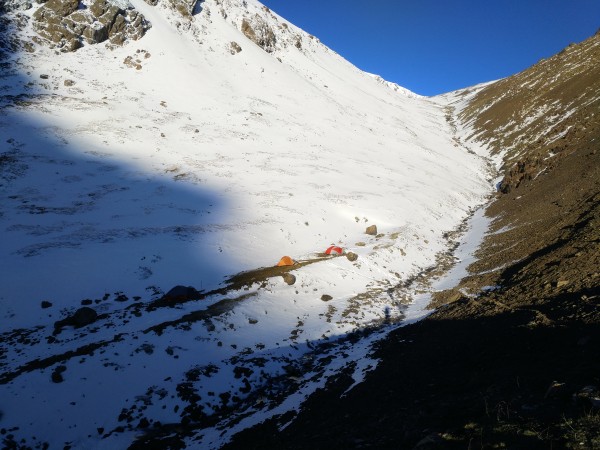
left=163, top=285, right=201, bottom=300
left=229, top=41, right=242, bottom=54
left=282, top=273, right=296, bottom=285
left=365, top=224, right=378, bottom=236
left=346, top=252, right=358, bottom=262
left=51, top=364, right=67, bottom=383
left=54, top=306, right=98, bottom=333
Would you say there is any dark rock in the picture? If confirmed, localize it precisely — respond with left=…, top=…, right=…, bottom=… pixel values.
left=71, top=306, right=98, bottom=326
left=321, top=294, right=333, bottom=302
left=365, top=224, right=378, bottom=235
left=54, top=306, right=98, bottom=333
left=241, top=15, right=276, bottom=53
left=282, top=273, right=296, bottom=285
left=229, top=41, right=242, bottom=54
left=168, top=0, right=197, bottom=17
left=41, top=300, right=53, bottom=308
left=44, top=0, right=78, bottom=17
left=137, top=418, right=150, bottom=429
left=32, top=0, right=151, bottom=51
left=40, top=73, right=49, bottom=79
left=346, top=252, right=358, bottom=262
left=51, top=364, right=67, bottom=383
left=64, top=79, right=75, bottom=86
left=164, top=285, right=201, bottom=300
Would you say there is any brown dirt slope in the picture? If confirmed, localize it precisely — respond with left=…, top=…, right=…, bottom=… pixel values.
left=224, top=32, right=600, bottom=450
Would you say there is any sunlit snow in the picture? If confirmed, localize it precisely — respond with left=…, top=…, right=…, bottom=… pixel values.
left=0, top=0, right=495, bottom=448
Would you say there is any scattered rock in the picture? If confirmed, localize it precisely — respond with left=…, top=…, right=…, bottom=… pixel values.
left=321, top=294, right=333, bottom=302
left=229, top=41, right=242, bottom=54
left=167, top=0, right=197, bottom=17
left=54, top=306, right=98, bottom=333
left=365, top=224, right=378, bottom=235
left=282, top=273, right=296, bottom=285
left=41, top=300, right=53, bottom=309
left=346, top=252, right=358, bottom=262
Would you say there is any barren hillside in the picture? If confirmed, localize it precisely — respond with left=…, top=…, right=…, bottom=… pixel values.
left=225, top=31, right=600, bottom=450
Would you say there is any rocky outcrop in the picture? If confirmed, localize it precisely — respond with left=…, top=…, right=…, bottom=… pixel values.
left=0, top=0, right=33, bottom=13
left=32, top=0, right=151, bottom=51
left=241, top=15, right=276, bottom=53
left=167, top=0, right=198, bottom=17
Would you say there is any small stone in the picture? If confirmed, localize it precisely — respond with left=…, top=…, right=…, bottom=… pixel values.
left=365, top=224, right=377, bottom=235
left=81, top=299, right=93, bottom=305
left=321, top=294, right=333, bottom=302
left=229, top=41, right=242, bottom=54
left=51, top=365, right=67, bottom=383
left=555, top=280, right=569, bottom=288
left=64, top=79, right=75, bottom=86
left=282, top=273, right=296, bottom=285
left=40, top=74, right=49, bottom=79
left=41, top=300, right=53, bottom=309
left=346, top=252, right=358, bottom=262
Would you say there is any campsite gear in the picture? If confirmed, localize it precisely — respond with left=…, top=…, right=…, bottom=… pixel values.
left=276, top=256, right=295, bottom=267
left=325, top=245, right=343, bottom=255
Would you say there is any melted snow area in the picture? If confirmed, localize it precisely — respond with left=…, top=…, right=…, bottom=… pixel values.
left=1, top=0, right=493, bottom=448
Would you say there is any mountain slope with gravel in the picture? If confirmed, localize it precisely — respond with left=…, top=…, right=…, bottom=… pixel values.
left=225, top=30, right=600, bottom=450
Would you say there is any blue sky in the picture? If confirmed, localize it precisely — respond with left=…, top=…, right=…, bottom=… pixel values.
left=260, top=0, right=600, bottom=96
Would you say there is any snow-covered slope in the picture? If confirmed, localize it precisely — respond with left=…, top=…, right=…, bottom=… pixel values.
left=0, top=0, right=493, bottom=448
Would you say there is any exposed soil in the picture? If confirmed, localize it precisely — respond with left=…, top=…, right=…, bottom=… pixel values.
left=224, top=32, right=600, bottom=450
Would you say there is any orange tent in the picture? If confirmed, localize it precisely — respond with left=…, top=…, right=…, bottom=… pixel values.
left=276, top=256, right=295, bottom=267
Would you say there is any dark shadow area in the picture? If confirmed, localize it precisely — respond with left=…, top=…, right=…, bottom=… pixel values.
left=223, top=287, right=600, bottom=450
left=0, top=16, right=228, bottom=323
